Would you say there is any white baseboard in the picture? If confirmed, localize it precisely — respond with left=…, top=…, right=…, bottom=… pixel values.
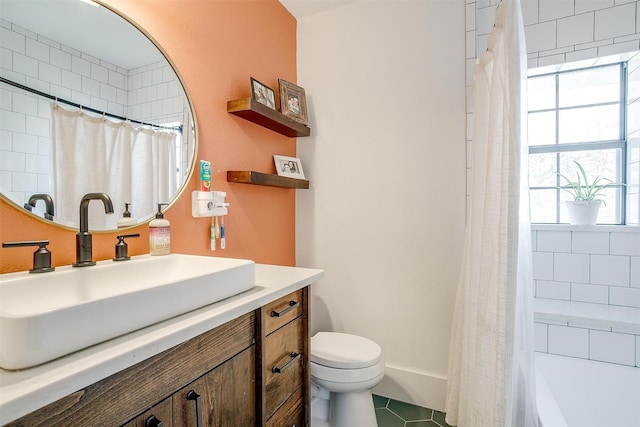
left=372, top=364, right=448, bottom=412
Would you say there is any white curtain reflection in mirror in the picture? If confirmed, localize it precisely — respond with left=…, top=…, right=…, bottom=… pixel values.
left=52, top=104, right=177, bottom=229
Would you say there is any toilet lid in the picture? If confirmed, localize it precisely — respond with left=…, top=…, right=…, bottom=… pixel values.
left=311, top=332, right=382, bottom=369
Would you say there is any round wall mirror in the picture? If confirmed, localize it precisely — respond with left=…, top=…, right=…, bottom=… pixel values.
left=0, top=0, right=196, bottom=231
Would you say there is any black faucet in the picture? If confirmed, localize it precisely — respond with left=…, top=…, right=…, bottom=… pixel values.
left=73, top=193, right=114, bottom=267
left=24, top=194, right=55, bottom=220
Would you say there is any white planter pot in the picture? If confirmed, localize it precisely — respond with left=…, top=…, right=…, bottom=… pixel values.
left=565, top=200, right=602, bottom=225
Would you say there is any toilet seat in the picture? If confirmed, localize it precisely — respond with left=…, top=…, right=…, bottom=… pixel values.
left=311, top=332, right=382, bottom=369
left=311, top=358, right=385, bottom=384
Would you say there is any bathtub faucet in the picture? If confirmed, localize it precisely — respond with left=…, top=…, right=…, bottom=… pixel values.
left=73, top=193, right=114, bottom=267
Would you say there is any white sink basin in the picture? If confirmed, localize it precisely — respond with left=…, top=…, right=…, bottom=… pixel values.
left=0, top=254, right=255, bottom=370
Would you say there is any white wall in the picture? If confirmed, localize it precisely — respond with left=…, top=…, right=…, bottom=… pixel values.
left=295, top=1, right=466, bottom=410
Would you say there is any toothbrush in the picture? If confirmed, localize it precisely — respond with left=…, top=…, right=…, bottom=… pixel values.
left=220, top=216, right=226, bottom=249
left=210, top=216, right=216, bottom=251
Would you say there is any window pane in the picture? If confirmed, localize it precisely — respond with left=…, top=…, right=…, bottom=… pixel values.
left=558, top=149, right=621, bottom=185
left=528, top=111, right=556, bottom=146
left=528, top=75, right=555, bottom=111
left=597, top=187, right=623, bottom=224
left=559, top=65, right=621, bottom=108
left=529, top=152, right=557, bottom=187
left=558, top=104, right=620, bottom=143
left=559, top=192, right=572, bottom=223
left=530, top=189, right=557, bottom=223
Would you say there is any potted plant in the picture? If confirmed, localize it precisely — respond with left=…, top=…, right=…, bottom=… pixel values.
left=556, top=160, right=623, bottom=225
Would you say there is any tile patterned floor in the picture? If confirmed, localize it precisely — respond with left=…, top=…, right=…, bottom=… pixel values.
left=373, top=395, right=455, bottom=427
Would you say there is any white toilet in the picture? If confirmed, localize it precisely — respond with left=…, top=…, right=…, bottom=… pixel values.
left=310, top=332, right=385, bottom=427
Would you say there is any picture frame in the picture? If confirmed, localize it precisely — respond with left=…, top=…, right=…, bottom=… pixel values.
left=278, top=79, right=308, bottom=125
left=251, top=77, right=276, bottom=110
left=274, top=155, right=306, bottom=180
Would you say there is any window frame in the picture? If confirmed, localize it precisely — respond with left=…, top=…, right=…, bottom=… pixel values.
left=528, top=61, right=628, bottom=225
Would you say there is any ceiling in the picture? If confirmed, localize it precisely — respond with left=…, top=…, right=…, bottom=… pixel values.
left=279, top=0, right=355, bottom=19
left=0, top=0, right=162, bottom=70
left=0, top=0, right=355, bottom=70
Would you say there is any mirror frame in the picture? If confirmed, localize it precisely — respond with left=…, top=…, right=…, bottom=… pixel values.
left=0, top=0, right=198, bottom=232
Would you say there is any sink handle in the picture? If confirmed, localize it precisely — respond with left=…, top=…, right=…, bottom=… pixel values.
left=2, top=240, right=55, bottom=273
left=270, top=300, right=299, bottom=317
left=186, top=390, right=202, bottom=427
left=272, top=352, right=301, bottom=373
left=113, top=233, right=140, bottom=261
left=145, top=415, right=163, bottom=427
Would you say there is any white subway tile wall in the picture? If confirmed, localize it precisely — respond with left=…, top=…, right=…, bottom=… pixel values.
left=0, top=21, right=186, bottom=206
left=533, top=229, right=639, bottom=307
left=533, top=227, right=640, bottom=367
left=535, top=321, right=639, bottom=367
left=589, top=329, right=636, bottom=365
left=548, top=324, right=590, bottom=358
left=553, top=252, right=590, bottom=283
left=475, top=0, right=640, bottom=65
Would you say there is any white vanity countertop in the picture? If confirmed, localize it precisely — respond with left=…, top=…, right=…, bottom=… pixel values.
left=0, top=263, right=324, bottom=424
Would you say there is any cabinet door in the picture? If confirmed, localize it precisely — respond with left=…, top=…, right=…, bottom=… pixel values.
left=173, top=346, right=256, bottom=426
left=122, top=397, right=173, bottom=427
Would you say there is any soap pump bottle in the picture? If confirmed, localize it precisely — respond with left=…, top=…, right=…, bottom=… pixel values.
left=149, top=203, right=170, bottom=256
left=117, top=203, right=136, bottom=228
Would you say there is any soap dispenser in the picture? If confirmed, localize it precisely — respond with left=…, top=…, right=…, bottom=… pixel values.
left=117, top=203, right=136, bottom=228
left=149, top=203, right=170, bottom=256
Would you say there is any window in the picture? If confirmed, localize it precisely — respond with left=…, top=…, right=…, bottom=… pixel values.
left=528, top=61, right=627, bottom=224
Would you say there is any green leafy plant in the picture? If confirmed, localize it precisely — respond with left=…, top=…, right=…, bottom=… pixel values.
left=556, top=160, right=623, bottom=204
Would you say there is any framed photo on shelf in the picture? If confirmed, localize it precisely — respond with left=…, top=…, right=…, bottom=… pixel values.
left=274, top=155, right=306, bottom=180
left=251, top=77, right=276, bottom=109
left=278, top=79, right=308, bottom=125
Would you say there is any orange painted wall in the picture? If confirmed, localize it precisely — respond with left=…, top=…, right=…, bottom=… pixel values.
left=0, top=0, right=298, bottom=273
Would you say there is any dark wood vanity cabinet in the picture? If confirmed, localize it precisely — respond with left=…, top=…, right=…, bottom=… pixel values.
left=172, top=346, right=256, bottom=427
left=258, top=288, right=310, bottom=427
left=6, top=286, right=311, bottom=427
left=122, top=397, right=173, bottom=427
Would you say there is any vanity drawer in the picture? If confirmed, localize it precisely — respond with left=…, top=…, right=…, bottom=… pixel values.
left=266, top=386, right=304, bottom=427
left=264, top=317, right=304, bottom=419
left=264, top=289, right=304, bottom=336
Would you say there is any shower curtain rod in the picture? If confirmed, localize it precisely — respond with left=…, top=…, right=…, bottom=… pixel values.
left=0, top=77, right=183, bottom=133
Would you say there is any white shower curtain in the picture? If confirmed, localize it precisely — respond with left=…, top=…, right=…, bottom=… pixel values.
left=444, top=0, right=538, bottom=426
left=52, top=104, right=177, bottom=229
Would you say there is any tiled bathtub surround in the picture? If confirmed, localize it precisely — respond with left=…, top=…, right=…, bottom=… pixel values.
left=532, top=226, right=640, bottom=367
left=532, top=228, right=640, bottom=306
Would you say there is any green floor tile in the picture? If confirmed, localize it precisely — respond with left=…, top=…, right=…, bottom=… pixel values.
left=432, top=410, right=455, bottom=427
left=372, top=396, right=457, bottom=427
left=387, top=399, right=433, bottom=421
left=375, top=408, right=405, bottom=427
left=373, top=394, right=390, bottom=409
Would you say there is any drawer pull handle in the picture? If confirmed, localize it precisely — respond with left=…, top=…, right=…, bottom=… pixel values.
left=270, top=300, right=299, bottom=317
left=186, top=390, right=202, bottom=427
left=272, top=351, right=301, bottom=373
left=145, top=415, right=163, bottom=427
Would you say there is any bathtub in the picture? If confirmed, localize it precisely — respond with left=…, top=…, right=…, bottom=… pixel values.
left=535, top=353, right=640, bottom=427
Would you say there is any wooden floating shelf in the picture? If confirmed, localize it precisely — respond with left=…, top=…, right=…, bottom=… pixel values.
left=227, top=171, right=309, bottom=189
left=227, top=98, right=311, bottom=138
